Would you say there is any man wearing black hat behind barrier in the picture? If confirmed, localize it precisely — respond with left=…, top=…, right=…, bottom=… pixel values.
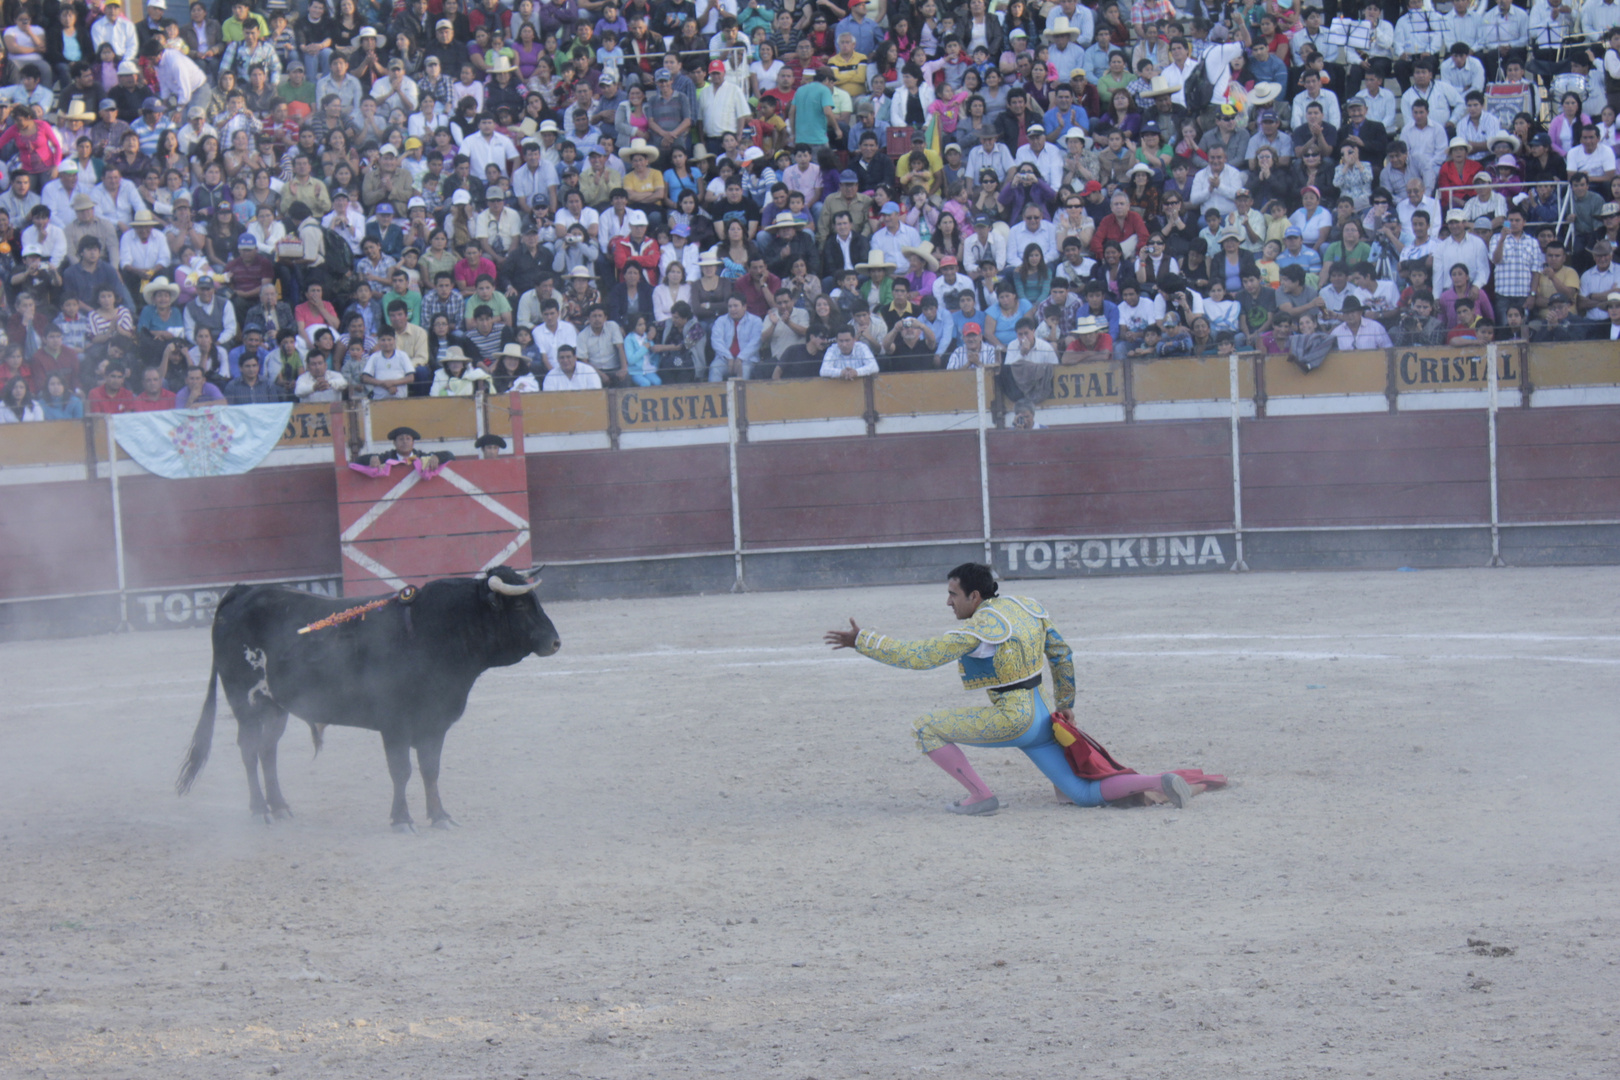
left=369, top=426, right=454, bottom=470
left=474, top=434, right=507, bottom=458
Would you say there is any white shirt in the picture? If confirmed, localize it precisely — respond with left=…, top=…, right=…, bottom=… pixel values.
left=543, top=362, right=604, bottom=390
left=1014, top=142, right=1066, bottom=192
left=1190, top=163, right=1248, bottom=218
left=294, top=368, right=349, bottom=402
left=697, top=79, right=751, bottom=138
left=91, top=15, right=138, bottom=62
left=157, top=48, right=209, bottom=104
left=463, top=130, right=519, bottom=179
left=20, top=222, right=66, bottom=268
left=1433, top=232, right=1492, bottom=288
left=321, top=205, right=367, bottom=253
left=531, top=320, right=578, bottom=371
left=819, top=342, right=879, bottom=377
left=119, top=228, right=170, bottom=272
left=870, top=222, right=921, bottom=268
left=363, top=349, right=415, bottom=398
left=1567, top=142, right=1618, bottom=177
left=1000, top=220, right=1057, bottom=268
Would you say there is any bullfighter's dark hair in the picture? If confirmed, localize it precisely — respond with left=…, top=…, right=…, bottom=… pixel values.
left=948, top=563, right=999, bottom=600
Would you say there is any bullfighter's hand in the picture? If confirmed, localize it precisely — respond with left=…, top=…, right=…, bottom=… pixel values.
left=823, top=618, right=860, bottom=649
left=1052, top=708, right=1074, bottom=725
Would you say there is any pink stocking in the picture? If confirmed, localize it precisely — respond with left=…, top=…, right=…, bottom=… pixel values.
left=1099, top=773, right=1175, bottom=801
left=926, top=745, right=994, bottom=803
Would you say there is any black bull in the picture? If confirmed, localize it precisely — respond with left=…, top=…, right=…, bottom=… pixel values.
left=175, top=566, right=561, bottom=830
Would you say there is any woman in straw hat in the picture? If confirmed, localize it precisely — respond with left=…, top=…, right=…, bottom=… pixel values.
left=901, top=240, right=938, bottom=296
left=429, top=345, right=494, bottom=396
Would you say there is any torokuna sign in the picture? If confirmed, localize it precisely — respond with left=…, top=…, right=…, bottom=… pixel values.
left=999, top=535, right=1232, bottom=576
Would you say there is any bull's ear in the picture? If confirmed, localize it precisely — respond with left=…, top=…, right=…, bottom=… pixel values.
left=484, top=581, right=502, bottom=611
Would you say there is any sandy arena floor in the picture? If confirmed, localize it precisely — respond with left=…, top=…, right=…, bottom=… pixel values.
left=1, top=567, right=1618, bottom=1079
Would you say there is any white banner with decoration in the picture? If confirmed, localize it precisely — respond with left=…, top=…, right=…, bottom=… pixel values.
left=111, top=404, right=295, bottom=479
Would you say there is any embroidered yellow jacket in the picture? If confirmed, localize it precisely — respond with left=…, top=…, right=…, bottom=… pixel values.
left=855, top=595, right=1076, bottom=708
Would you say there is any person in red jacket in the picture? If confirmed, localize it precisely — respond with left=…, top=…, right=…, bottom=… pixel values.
left=86, top=363, right=139, bottom=414
left=1090, top=190, right=1149, bottom=258
left=609, top=209, right=661, bottom=285
left=130, top=365, right=177, bottom=412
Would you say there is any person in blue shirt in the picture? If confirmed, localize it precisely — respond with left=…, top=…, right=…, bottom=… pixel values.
left=225, top=353, right=283, bottom=404
left=983, top=280, right=1032, bottom=350
left=1043, top=84, right=1090, bottom=136
left=834, top=0, right=884, bottom=57
left=1276, top=226, right=1325, bottom=276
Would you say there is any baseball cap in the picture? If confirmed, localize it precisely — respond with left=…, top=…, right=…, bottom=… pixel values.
left=599, top=68, right=619, bottom=82
left=627, top=209, right=648, bottom=226
left=672, top=222, right=691, bottom=236
left=99, top=98, right=118, bottom=111
left=838, top=169, right=857, bottom=184
left=963, top=322, right=983, bottom=335
left=656, top=68, right=672, bottom=81
left=709, top=60, right=726, bottom=74
left=881, top=201, right=901, bottom=214
left=1284, top=226, right=1302, bottom=238
left=141, top=97, right=162, bottom=112
left=1026, top=123, right=1046, bottom=135
left=116, top=61, right=139, bottom=76
left=59, top=160, right=78, bottom=174
left=377, top=202, right=396, bottom=214
left=1445, top=208, right=1468, bottom=222
left=451, top=189, right=472, bottom=205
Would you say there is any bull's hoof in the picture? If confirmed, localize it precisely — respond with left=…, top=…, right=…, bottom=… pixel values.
left=272, top=806, right=294, bottom=821
left=392, top=821, right=417, bottom=834
left=430, top=815, right=458, bottom=830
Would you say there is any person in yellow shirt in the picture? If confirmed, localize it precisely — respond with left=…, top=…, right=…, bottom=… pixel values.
left=619, top=140, right=668, bottom=214
left=827, top=32, right=869, bottom=106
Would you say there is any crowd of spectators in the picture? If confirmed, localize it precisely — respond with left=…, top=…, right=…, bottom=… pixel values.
left=1, top=0, right=1619, bottom=426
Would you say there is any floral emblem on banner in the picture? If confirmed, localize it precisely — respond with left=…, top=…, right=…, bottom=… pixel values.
left=168, top=409, right=236, bottom=476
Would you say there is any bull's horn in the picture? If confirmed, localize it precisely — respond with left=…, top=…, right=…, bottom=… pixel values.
left=487, top=577, right=539, bottom=596
left=523, top=564, right=545, bottom=581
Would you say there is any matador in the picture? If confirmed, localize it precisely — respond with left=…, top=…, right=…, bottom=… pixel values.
left=825, top=562, right=1213, bottom=816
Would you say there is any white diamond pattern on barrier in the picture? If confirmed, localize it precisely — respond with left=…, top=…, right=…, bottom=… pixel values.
left=340, top=463, right=532, bottom=587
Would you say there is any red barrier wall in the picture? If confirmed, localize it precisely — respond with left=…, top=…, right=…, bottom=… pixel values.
left=1497, top=407, right=1620, bottom=523
left=987, top=421, right=1235, bottom=535
left=527, top=444, right=732, bottom=561
left=10, top=406, right=1620, bottom=612
left=737, top=432, right=981, bottom=547
left=0, top=482, right=117, bottom=599
left=1241, top=413, right=1491, bottom=528
left=119, top=466, right=340, bottom=589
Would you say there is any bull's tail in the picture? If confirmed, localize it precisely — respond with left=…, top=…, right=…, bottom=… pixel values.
left=176, top=666, right=219, bottom=795
left=307, top=721, right=326, bottom=757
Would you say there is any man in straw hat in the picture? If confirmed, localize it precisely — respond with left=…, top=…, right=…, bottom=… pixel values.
left=761, top=210, right=818, bottom=278
left=1043, top=17, right=1085, bottom=87
left=135, top=275, right=183, bottom=357
left=119, top=210, right=171, bottom=296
